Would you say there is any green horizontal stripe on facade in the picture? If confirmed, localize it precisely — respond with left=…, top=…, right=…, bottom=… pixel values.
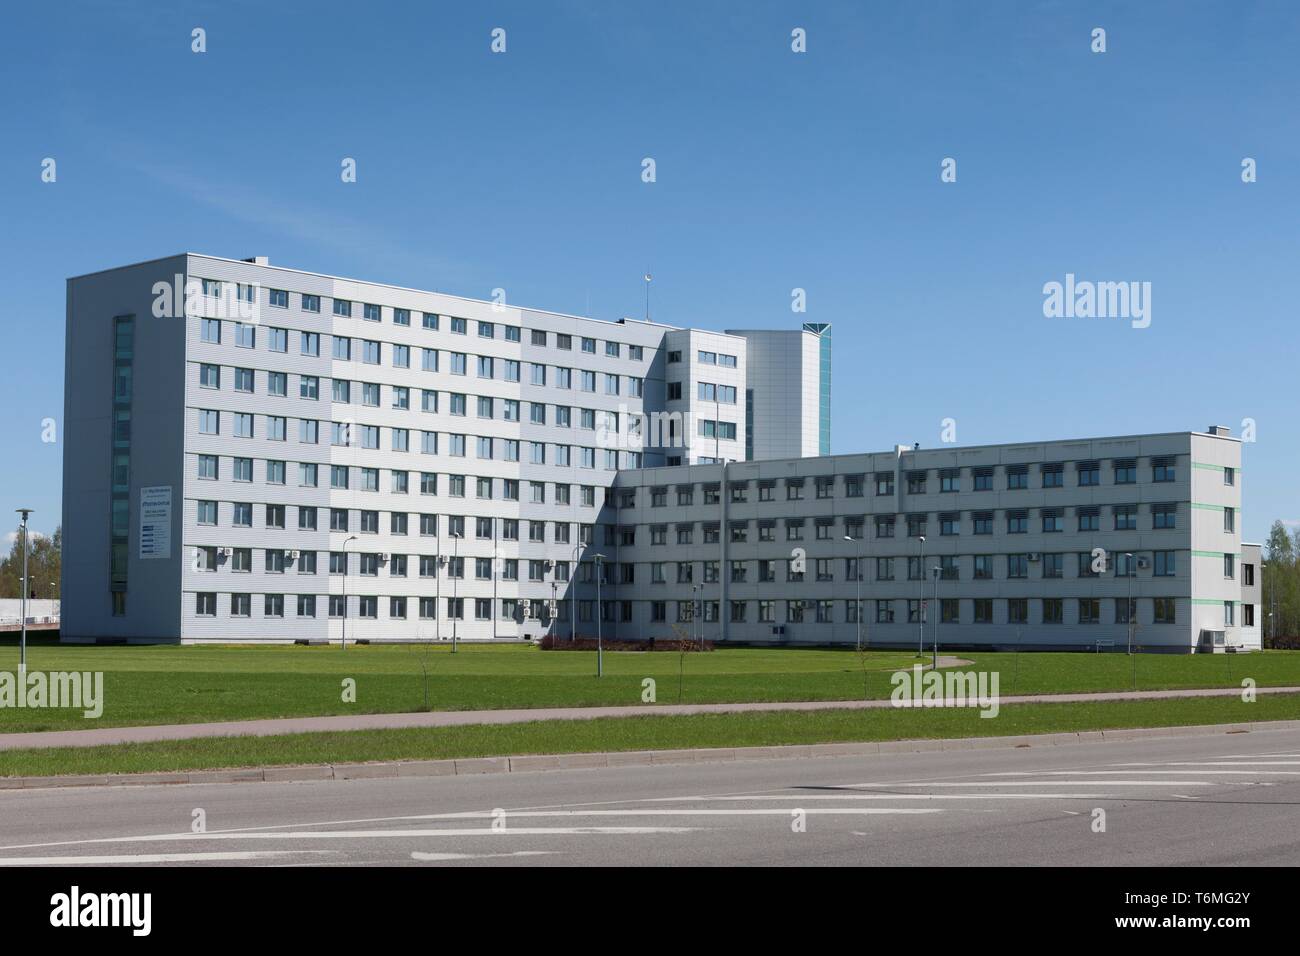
left=1191, top=550, right=1241, bottom=558
left=1191, top=598, right=1239, bottom=606
left=1191, top=503, right=1225, bottom=511
left=1192, top=462, right=1232, bottom=471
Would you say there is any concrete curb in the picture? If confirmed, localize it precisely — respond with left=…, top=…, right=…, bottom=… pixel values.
left=7, top=683, right=1298, bottom=753
left=2, top=718, right=1297, bottom=791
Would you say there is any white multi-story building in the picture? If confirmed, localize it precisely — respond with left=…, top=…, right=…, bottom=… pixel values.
left=62, top=254, right=821, bottom=643
left=601, top=427, right=1256, bottom=653
left=727, top=323, right=831, bottom=461
left=61, top=255, right=1253, bottom=652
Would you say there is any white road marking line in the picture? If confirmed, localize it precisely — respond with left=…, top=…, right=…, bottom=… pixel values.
left=0, top=827, right=704, bottom=850
left=0, top=851, right=325, bottom=866
left=986, top=770, right=1300, bottom=776
left=1213, top=753, right=1300, bottom=759
left=416, top=808, right=946, bottom=819
left=842, top=780, right=1221, bottom=787
left=411, top=851, right=558, bottom=862
left=1116, top=761, right=1300, bottom=767
left=679, top=793, right=1116, bottom=800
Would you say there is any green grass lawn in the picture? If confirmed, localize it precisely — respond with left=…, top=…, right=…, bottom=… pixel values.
left=1, top=692, right=1295, bottom=778
left=0, top=637, right=1296, bottom=733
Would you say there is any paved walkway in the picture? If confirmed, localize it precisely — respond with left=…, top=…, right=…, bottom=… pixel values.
left=2, top=683, right=1296, bottom=751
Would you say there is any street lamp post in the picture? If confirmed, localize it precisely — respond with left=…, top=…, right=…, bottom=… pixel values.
left=693, top=583, right=702, bottom=652
left=571, top=543, right=582, bottom=642
left=1125, top=552, right=1134, bottom=655
left=451, top=531, right=462, bottom=654
left=15, top=509, right=32, bottom=676
left=341, top=534, right=358, bottom=650
left=845, top=534, right=863, bottom=652
left=593, top=553, right=606, bottom=676
left=917, top=535, right=926, bottom=655
left=435, top=551, right=443, bottom=642
left=931, top=566, right=940, bottom=671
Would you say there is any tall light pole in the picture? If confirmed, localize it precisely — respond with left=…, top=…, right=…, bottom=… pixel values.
left=15, top=509, right=32, bottom=676
left=435, top=551, right=443, bottom=642
left=1124, top=551, right=1134, bottom=655
left=593, top=553, right=606, bottom=676
left=931, top=565, right=941, bottom=670
left=693, top=583, right=702, bottom=651
left=341, top=534, right=358, bottom=650
left=571, top=542, right=582, bottom=642
left=845, top=534, right=863, bottom=652
left=643, top=273, right=652, bottom=321
left=917, top=535, right=926, bottom=655
left=451, top=531, right=462, bottom=654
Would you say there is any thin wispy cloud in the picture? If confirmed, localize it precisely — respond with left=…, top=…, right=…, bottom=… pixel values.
left=120, top=158, right=467, bottom=282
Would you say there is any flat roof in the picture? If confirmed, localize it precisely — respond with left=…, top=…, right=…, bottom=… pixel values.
left=69, top=252, right=749, bottom=342
left=622, top=428, right=1237, bottom=479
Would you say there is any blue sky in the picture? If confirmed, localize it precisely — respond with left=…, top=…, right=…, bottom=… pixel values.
left=2, top=0, right=1297, bottom=543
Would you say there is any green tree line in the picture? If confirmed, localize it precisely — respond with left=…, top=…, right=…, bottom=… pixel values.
left=0, top=525, right=61, bottom=600
left=1262, top=520, right=1300, bottom=647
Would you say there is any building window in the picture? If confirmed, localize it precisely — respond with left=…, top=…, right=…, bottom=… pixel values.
left=1153, top=597, right=1176, bottom=624
left=1151, top=503, right=1176, bottom=529
left=1114, top=505, right=1137, bottom=531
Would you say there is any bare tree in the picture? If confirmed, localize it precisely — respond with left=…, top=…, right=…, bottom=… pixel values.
left=411, top=629, right=438, bottom=712
left=670, top=623, right=693, bottom=703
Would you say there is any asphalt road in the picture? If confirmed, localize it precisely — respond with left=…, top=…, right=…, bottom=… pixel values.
left=2, top=729, right=1299, bottom=866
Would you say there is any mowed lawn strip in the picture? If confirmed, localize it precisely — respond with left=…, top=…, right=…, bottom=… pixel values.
left=0, top=643, right=922, bottom=731
left=0, top=641, right=1295, bottom=732
left=1, top=692, right=1296, bottom=778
